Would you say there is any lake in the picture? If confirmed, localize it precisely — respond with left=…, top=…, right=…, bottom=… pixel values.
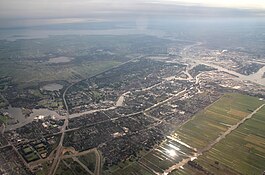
left=42, top=83, right=64, bottom=91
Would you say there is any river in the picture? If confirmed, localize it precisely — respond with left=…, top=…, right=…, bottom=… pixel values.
left=191, top=60, right=265, bottom=86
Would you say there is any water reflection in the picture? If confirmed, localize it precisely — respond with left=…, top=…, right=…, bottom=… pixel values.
left=5, top=106, right=63, bottom=131
left=166, top=149, right=177, bottom=157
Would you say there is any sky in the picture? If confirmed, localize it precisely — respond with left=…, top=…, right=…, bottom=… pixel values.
left=154, top=0, right=265, bottom=9
left=0, top=0, right=264, bottom=28
left=1, top=0, right=265, bottom=18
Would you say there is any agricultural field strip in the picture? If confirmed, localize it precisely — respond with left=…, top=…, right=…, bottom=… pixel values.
left=179, top=104, right=265, bottom=175
left=162, top=103, right=265, bottom=174
left=200, top=103, right=265, bottom=153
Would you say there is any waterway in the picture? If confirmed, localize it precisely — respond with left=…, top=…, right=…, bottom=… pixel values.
left=5, top=106, right=63, bottom=131
left=48, top=57, right=74, bottom=64
left=191, top=60, right=265, bottom=86
left=42, top=83, right=64, bottom=91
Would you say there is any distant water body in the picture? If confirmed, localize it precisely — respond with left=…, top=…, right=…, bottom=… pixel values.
left=5, top=106, right=63, bottom=131
left=0, top=18, right=265, bottom=41
left=0, top=28, right=165, bottom=41
left=42, top=83, right=64, bottom=91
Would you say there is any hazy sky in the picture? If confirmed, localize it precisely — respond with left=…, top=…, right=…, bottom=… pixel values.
left=156, top=0, right=265, bottom=9
left=0, top=0, right=264, bottom=28
left=1, top=0, right=265, bottom=17
left=1, top=0, right=265, bottom=18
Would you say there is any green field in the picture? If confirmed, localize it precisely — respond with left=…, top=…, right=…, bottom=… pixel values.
left=0, top=115, right=7, bottom=124
left=0, top=35, right=171, bottom=84
left=111, top=94, right=265, bottom=175
left=55, top=158, right=88, bottom=175
left=0, top=60, right=121, bottom=84
left=36, top=162, right=51, bottom=175
left=178, top=104, right=265, bottom=175
left=78, top=152, right=97, bottom=173
left=174, top=93, right=264, bottom=150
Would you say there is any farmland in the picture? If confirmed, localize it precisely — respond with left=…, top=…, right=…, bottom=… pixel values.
left=174, top=93, right=264, bottom=150
left=0, top=35, right=172, bottom=84
left=78, top=152, right=97, bottom=173
left=55, top=158, right=88, bottom=175
left=111, top=94, right=265, bottom=175
left=178, top=102, right=265, bottom=175
left=0, top=59, right=120, bottom=84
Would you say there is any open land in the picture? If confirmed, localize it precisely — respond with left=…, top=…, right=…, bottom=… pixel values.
left=177, top=106, right=265, bottom=175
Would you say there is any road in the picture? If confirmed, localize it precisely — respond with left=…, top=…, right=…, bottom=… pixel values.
left=61, top=148, right=96, bottom=159
left=48, top=57, right=142, bottom=175
left=145, top=88, right=187, bottom=113
left=60, top=147, right=102, bottom=175
left=200, top=103, right=265, bottom=153
left=162, top=103, right=265, bottom=175
left=72, top=157, right=94, bottom=175
left=47, top=81, right=71, bottom=175
left=69, top=106, right=117, bottom=119
left=48, top=116, right=68, bottom=175
left=94, top=149, right=102, bottom=175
